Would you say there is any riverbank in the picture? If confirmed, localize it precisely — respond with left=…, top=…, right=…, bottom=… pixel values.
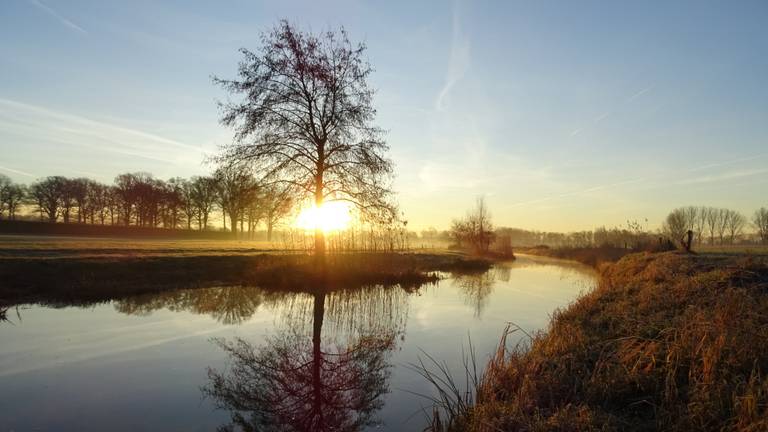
left=0, top=250, right=492, bottom=308
left=517, top=245, right=645, bottom=268
left=442, top=251, right=768, bottom=431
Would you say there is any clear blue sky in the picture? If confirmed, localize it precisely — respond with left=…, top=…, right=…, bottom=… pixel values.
left=1, top=0, right=767, bottom=231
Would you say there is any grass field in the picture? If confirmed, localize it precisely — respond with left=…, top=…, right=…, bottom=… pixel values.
left=0, top=235, right=283, bottom=258
left=0, top=234, right=491, bottom=308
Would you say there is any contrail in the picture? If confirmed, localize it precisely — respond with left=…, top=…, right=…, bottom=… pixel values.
left=0, top=165, right=35, bottom=178
left=28, top=0, right=87, bottom=34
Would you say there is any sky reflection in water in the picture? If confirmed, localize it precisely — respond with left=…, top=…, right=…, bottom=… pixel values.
left=0, top=255, right=595, bottom=431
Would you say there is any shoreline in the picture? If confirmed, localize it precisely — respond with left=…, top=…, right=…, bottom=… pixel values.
left=0, top=251, right=494, bottom=308
left=437, top=251, right=768, bottom=431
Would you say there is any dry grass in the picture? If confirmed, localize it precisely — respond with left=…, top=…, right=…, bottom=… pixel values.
left=0, top=251, right=491, bottom=308
left=434, top=252, right=768, bottom=431
left=517, top=245, right=634, bottom=268
left=0, top=235, right=282, bottom=258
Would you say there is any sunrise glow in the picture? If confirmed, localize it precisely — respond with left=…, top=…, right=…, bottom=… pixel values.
left=295, top=201, right=352, bottom=232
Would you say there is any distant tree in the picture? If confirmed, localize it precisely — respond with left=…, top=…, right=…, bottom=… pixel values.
left=450, top=197, right=495, bottom=254
left=0, top=176, right=26, bottom=220
left=724, top=209, right=746, bottom=244
left=66, top=178, right=90, bottom=223
left=163, top=178, right=185, bottom=229
left=0, top=174, right=9, bottom=219
left=754, top=207, right=768, bottom=244
left=716, top=208, right=730, bottom=245
left=215, top=163, right=258, bottom=236
left=30, top=176, right=67, bottom=222
left=179, top=178, right=197, bottom=230
left=86, top=182, right=109, bottom=224
left=190, top=176, right=219, bottom=230
left=213, top=21, right=394, bottom=256
left=663, top=207, right=693, bottom=250
left=262, top=184, right=294, bottom=242
left=3, top=184, right=26, bottom=220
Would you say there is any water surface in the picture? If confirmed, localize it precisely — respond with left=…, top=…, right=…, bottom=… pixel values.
left=0, top=255, right=595, bottom=431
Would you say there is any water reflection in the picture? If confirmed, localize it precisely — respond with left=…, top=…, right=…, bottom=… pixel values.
left=115, top=286, right=275, bottom=325
left=0, top=255, right=597, bottom=432
left=202, top=286, right=410, bottom=432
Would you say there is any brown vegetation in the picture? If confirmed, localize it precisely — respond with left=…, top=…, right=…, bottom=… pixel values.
left=517, top=245, right=639, bottom=268
left=435, top=252, right=768, bottom=431
left=0, top=251, right=490, bottom=308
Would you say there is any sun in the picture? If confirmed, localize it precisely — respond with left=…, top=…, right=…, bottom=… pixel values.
left=295, top=201, right=352, bottom=232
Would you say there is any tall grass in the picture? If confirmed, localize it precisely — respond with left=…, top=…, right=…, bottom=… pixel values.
left=427, top=252, right=768, bottom=431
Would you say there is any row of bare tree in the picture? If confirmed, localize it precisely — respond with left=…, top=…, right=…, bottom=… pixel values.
left=663, top=206, right=768, bottom=246
left=0, top=169, right=294, bottom=240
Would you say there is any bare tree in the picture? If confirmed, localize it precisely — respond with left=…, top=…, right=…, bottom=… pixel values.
left=450, top=197, right=495, bottom=254
left=724, top=209, right=746, bottom=244
left=716, top=208, right=730, bottom=245
left=213, top=21, right=394, bottom=256
left=30, top=176, right=67, bottom=222
left=663, top=207, right=694, bottom=250
left=179, top=178, right=197, bottom=230
left=190, top=176, right=218, bottom=230
left=0, top=176, right=26, bottom=221
left=215, top=163, right=258, bottom=236
left=262, top=184, right=295, bottom=242
left=86, top=182, right=109, bottom=224
left=4, top=184, right=26, bottom=220
left=704, top=207, right=719, bottom=245
left=0, top=174, right=9, bottom=219
left=754, top=207, right=768, bottom=244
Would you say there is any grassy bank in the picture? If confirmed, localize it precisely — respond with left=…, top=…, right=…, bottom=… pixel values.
left=440, top=252, right=768, bottom=431
left=516, top=245, right=635, bottom=268
left=0, top=251, right=491, bottom=308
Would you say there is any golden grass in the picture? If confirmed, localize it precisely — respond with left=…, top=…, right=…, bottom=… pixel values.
left=438, top=252, right=768, bottom=431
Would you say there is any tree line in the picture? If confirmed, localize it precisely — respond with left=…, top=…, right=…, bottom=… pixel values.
left=0, top=169, right=294, bottom=240
left=663, top=206, right=768, bottom=247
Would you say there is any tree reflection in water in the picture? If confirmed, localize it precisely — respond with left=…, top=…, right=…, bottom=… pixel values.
left=115, top=286, right=288, bottom=325
left=452, top=268, right=500, bottom=318
left=203, top=286, right=410, bottom=432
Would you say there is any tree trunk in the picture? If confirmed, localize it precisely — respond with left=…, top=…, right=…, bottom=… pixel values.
left=312, top=292, right=326, bottom=428
left=267, top=221, right=274, bottom=242
left=314, top=179, right=325, bottom=257
left=229, top=210, right=238, bottom=237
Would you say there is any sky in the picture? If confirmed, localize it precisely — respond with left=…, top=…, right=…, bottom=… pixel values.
left=1, top=0, right=767, bottom=232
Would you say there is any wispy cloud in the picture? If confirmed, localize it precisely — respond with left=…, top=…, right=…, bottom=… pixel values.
left=569, top=85, right=655, bottom=136
left=0, top=165, right=36, bottom=178
left=505, top=177, right=646, bottom=208
left=626, top=85, right=654, bottom=103
left=435, top=0, right=470, bottom=111
left=676, top=167, right=768, bottom=185
left=0, top=98, right=209, bottom=165
left=28, top=0, right=87, bottom=34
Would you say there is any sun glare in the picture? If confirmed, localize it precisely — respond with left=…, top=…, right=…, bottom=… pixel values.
left=295, top=201, right=352, bottom=232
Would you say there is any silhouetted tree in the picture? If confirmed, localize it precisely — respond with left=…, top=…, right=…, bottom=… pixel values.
left=754, top=208, right=768, bottom=244
left=0, top=174, right=9, bottom=219
left=191, top=176, right=219, bottom=231
left=213, top=20, right=394, bottom=256
left=30, top=176, right=67, bottom=222
left=663, top=207, right=695, bottom=250
left=450, top=197, right=495, bottom=254
left=262, top=184, right=294, bottom=242
left=724, top=209, right=747, bottom=244
left=215, top=163, right=258, bottom=236
left=0, top=176, right=26, bottom=220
